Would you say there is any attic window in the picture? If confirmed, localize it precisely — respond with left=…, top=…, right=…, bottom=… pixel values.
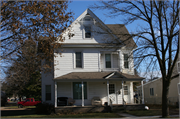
left=84, top=18, right=91, bottom=21
left=85, top=26, right=91, bottom=38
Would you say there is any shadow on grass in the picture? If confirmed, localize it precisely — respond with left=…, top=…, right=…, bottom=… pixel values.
left=1, top=108, right=37, bottom=116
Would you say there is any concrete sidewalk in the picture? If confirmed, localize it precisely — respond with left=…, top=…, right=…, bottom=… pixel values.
left=119, top=113, right=179, bottom=118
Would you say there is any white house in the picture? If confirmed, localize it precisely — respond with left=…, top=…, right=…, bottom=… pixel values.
left=41, top=9, right=144, bottom=107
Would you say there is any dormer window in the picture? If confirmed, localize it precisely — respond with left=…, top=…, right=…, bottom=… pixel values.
left=85, top=26, right=91, bottom=38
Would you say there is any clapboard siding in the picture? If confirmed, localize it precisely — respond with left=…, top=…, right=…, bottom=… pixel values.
left=54, top=48, right=100, bottom=78
left=88, top=82, right=107, bottom=104
left=57, top=82, right=72, bottom=98
left=61, top=22, right=113, bottom=44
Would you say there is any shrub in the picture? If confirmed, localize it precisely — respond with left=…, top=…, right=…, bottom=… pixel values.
left=36, top=102, right=55, bottom=115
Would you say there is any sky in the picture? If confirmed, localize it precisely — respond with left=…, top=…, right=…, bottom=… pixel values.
left=0, top=1, right=161, bottom=80
left=67, top=1, right=141, bottom=32
left=67, top=1, right=161, bottom=79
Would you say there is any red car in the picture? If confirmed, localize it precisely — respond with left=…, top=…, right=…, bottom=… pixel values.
left=18, top=98, right=41, bottom=108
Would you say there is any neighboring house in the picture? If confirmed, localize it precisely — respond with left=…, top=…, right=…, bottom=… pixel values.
left=41, top=9, right=144, bottom=107
left=137, top=60, right=179, bottom=105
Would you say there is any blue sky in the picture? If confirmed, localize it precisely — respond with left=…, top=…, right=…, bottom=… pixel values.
left=67, top=1, right=162, bottom=80
left=67, top=1, right=140, bottom=32
left=0, top=1, right=159, bottom=80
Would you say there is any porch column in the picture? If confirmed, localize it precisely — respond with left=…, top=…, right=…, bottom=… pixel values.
left=98, top=52, right=101, bottom=71
left=141, top=81, right=144, bottom=104
left=118, top=50, right=122, bottom=72
left=107, top=80, right=109, bottom=105
left=55, top=81, right=57, bottom=107
left=122, top=81, right=124, bottom=105
left=82, top=81, right=84, bottom=106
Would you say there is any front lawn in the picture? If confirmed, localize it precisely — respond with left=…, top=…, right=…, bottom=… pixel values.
left=125, top=106, right=179, bottom=117
left=125, top=109, right=162, bottom=116
left=2, top=112, right=123, bottom=118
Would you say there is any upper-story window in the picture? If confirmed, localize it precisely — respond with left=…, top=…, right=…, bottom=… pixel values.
left=104, top=53, right=118, bottom=69
left=85, top=26, right=91, bottom=38
left=124, top=54, right=129, bottom=68
left=75, top=52, right=82, bottom=68
left=105, top=54, right=111, bottom=68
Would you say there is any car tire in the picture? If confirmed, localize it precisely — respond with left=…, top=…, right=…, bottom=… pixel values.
left=18, top=104, right=23, bottom=108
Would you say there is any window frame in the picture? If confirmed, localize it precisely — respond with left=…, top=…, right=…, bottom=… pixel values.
left=124, top=54, right=129, bottom=69
left=45, top=85, right=51, bottom=101
left=150, top=88, right=154, bottom=96
left=104, top=53, right=118, bottom=69
left=105, top=54, right=112, bottom=68
left=73, top=51, right=84, bottom=69
left=109, top=84, right=115, bottom=94
left=84, top=26, right=91, bottom=38
left=123, top=85, right=128, bottom=95
left=73, top=82, right=87, bottom=100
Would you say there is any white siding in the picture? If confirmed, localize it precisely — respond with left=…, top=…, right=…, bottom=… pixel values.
left=60, top=22, right=113, bottom=44
left=54, top=48, right=100, bottom=78
left=88, top=82, right=107, bottom=105
left=57, top=82, right=72, bottom=98
left=112, top=54, right=118, bottom=68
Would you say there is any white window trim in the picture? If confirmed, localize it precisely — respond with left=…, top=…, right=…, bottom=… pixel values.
left=109, top=83, right=116, bottom=94
left=104, top=53, right=114, bottom=69
left=71, top=82, right=88, bottom=100
left=123, top=85, right=129, bottom=95
left=82, top=25, right=93, bottom=39
left=123, top=53, right=129, bottom=69
left=73, top=51, right=84, bottom=69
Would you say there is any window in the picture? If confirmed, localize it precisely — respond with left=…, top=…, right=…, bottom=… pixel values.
left=109, top=84, right=115, bottom=94
left=105, top=54, right=111, bottom=68
left=124, top=86, right=128, bottom=95
left=124, top=54, right=129, bottom=68
left=75, top=52, right=82, bottom=68
left=46, top=85, right=51, bottom=101
left=73, top=82, right=87, bottom=99
left=150, top=88, right=154, bottom=96
left=85, top=26, right=91, bottom=38
left=31, top=99, right=33, bottom=102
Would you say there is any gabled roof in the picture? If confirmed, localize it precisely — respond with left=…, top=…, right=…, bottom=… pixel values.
left=54, top=71, right=144, bottom=81
left=65, top=9, right=137, bottom=49
left=106, top=24, right=137, bottom=48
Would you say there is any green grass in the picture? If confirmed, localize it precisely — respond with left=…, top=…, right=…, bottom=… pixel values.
left=2, top=113, right=123, bottom=118
left=125, top=109, right=162, bottom=116
left=125, top=108, right=179, bottom=117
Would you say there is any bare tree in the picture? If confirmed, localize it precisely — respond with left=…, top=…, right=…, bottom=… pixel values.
left=1, top=1, right=73, bottom=72
left=92, top=0, right=179, bottom=117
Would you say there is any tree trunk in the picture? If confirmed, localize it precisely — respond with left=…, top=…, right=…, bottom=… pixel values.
left=162, top=78, right=169, bottom=118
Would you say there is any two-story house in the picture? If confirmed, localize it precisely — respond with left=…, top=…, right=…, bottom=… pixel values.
left=41, top=9, right=144, bottom=107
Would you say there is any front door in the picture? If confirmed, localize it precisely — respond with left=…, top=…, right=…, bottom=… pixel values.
left=109, top=84, right=116, bottom=104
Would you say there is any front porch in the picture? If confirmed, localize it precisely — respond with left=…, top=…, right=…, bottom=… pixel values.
left=54, top=72, right=145, bottom=107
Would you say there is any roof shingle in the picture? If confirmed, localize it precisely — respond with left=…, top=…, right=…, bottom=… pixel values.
left=106, top=24, right=137, bottom=48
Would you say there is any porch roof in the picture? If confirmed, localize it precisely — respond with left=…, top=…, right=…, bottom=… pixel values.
left=54, top=72, right=144, bottom=82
